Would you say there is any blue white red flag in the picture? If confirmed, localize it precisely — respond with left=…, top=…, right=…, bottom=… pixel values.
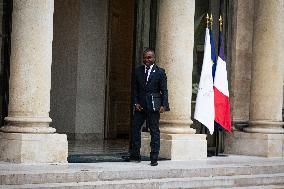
left=213, top=31, right=232, bottom=132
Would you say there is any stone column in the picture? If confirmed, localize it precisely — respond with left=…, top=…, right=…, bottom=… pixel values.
left=244, top=0, right=284, bottom=134
left=156, top=0, right=195, bottom=135
left=141, top=0, right=207, bottom=160
left=225, top=0, right=284, bottom=157
left=0, top=0, right=67, bottom=163
left=230, top=0, right=254, bottom=129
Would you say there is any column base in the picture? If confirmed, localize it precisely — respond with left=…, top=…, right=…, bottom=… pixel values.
left=244, top=120, right=284, bottom=134
left=224, top=131, right=284, bottom=157
left=1, top=116, right=55, bottom=133
left=0, top=132, right=68, bottom=163
left=160, top=119, right=196, bottom=134
left=141, top=132, right=207, bottom=160
left=244, top=126, right=284, bottom=134
left=159, top=126, right=196, bottom=134
left=232, top=119, right=249, bottom=131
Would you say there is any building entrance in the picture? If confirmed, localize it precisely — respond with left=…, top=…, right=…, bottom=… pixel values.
left=105, top=0, right=134, bottom=139
left=51, top=0, right=136, bottom=150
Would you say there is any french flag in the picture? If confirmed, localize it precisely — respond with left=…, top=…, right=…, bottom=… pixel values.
left=213, top=32, right=232, bottom=132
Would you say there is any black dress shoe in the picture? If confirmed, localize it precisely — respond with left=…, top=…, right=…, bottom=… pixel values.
left=150, top=160, right=158, bottom=166
left=122, top=155, right=141, bottom=162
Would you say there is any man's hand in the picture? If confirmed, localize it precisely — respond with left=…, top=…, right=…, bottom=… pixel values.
left=159, top=106, right=165, bottom=113
left=135, top=104, right=143, bottom=111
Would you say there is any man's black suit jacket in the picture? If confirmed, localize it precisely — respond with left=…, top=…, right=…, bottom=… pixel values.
left=133, top=64, right=169, bottom=111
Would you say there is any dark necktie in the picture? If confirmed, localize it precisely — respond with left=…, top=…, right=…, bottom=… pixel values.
left=145, top=66, right=150, bottom=84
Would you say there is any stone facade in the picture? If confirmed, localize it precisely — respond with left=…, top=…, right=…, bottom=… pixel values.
left=0, top=0, right=284, bottom=163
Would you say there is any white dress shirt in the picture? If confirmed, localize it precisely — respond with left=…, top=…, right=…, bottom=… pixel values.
left=145, top=64, right=154, bottom=82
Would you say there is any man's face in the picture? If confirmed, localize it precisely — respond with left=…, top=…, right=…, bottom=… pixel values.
left=143, top=51, right=155, bottom=67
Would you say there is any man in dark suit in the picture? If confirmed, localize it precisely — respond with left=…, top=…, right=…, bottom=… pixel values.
left=124, top=48, right=169, bottom=166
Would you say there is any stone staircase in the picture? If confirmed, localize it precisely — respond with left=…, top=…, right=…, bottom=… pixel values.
left=1, top=156, right=284, bottom=188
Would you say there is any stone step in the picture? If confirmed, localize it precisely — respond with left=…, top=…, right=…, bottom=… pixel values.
left=213, top=185, right=284, bottom=189
left=2, top=156, right=284, bottom=188
left=1, top=173, right=284, bottom=189
left=2, top=162, right=284, bottom=185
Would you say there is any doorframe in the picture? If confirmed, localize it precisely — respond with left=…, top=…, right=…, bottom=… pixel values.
left=104, top=0, right=136, bottom=139
left=104, top=0, right=111, bottom=139
left=103, top=0, right=157, bottom=139
left=0, top=0, right=12, bottom=126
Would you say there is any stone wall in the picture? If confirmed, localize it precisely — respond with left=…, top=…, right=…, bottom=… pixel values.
left=75, top=0, right=108, bottom=140
left=51, top=0, right=80, bottom=137
left=51, top=0, right=108, bottom=140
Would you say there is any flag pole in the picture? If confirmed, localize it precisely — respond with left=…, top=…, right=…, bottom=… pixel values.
left=211, top=14, right=218, bottom=156
left=218, top=15, right=223, bottom=53
left=206, top=13, right=209, bottom=28
left=219, top=15, right=223, bottom=32
left=210, top=14, right=213, bottom=30
left=210, top=14, right=219, bottom=156
left=215, top=15, right=224, bottom=156
left=194, top=13, right=215, bottom=138
left=200, top=14, right=210, bottom=137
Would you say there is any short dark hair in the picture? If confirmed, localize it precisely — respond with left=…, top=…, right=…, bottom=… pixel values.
left=143, top=48, right=155, bottom=55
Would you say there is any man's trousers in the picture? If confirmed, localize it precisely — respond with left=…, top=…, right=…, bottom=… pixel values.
left=131, top=110, right=160, bottom=161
